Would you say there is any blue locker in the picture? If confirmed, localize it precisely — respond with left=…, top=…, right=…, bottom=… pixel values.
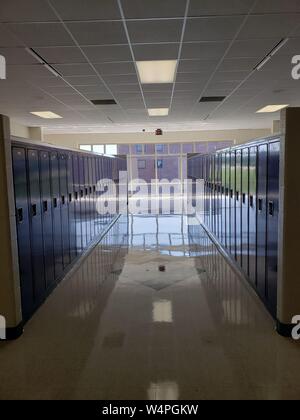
left=257, top=144, right=268, bottom=296
left=27, top=149, right=45, bottom=305
left=221, top=152, right=226, bottom=247
left=79, top=155, right=87, bottom=249
left=225, top=151, right=230, bottom=249
left=12, top=147, right=34, bottom=321
left=40, top=150, right=55, bottom=291
left=266, top=141, right=280, bottom=317
left=229, top=150, right=236, bottom=256
left=73, top=154, right=82, bottom=254
left=235, top=150, right=242, bottom=266
left=67, top=153, right=77, bottom=262
left=59, top=153, right=70, bottom=268
left=84, top=156, right=91, bottom=244
left=50, top=152, right=63, bottom=279
left=248, top=146, right=257, bottom=285
left=92, top=157, right=97, bottom=238
left=241, top=147, right=249, bottom=275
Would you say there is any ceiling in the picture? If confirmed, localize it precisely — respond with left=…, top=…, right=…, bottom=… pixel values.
left=0, top=0, right=300, bottom=134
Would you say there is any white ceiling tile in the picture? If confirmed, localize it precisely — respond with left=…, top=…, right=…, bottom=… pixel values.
left=0, top=1, right=58, bottom=22
left=176, top=72, right=210, bottom=83
left=189, top=0, right=253, bottom=16
left=122, top=0, right=186, bottom=19
left=83, top=45, right=132, bottom=62
left=128, top=20, right=183, bottom=44
left=178, top=59, right=219, bottom=72
left=184, top=16, right=244, bottom=42
left=34, top=46, right=86, bottom=64
left=218, top=57, right=260, bottom=71
left=66, top=22, right=127, bottom=45
left=237, top=14, right=300, bottom=40
left=181, top=41, right=230, bottom=59
left=102, top=74, right=139, bottom=85
left=133, top=43, right=179, bottom=60
left=65, top=75, right=101, bottom=85
left=227, top=39, right=280, bottom=58
left=253, top=0, right=300, bottom=13
left=55, top=63, right=95, bottom=76
left=50, top=0, right=121, bottom=20
left=0, top=47, right=36, bottom=64
left=142, top=83, right=173, bottom=93
left=6, top=23, right=74, bottom=46
left=212, top=70, right=249, bottom=81
left=94, top=62, right=136, bottom=75
left=0, top=23, right=23, bottom=46
left=110, top=84, right=141, bottom=93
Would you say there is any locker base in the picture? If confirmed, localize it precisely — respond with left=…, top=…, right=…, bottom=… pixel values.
left=1, top=322, right=23, bottom=340
left=276, top=320, right=295, bottom=338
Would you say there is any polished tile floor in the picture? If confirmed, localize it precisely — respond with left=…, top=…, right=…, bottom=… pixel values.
left=0, top=215, right=300, bottom=400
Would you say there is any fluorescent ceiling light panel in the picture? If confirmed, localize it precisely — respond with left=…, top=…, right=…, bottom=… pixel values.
left=30, top=111, right=63, bottom=119
left=148, top=108, right=169, bottom=116
left=136, top=60, right=177, bottom=84
left=256, top=105, right=289, bottom=113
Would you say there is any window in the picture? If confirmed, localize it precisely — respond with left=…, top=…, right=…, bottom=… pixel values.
left=93, top=144, right=104, bottom=154
left=134, top=144, right=143, bottom=154
left=79, top=145, right=92, bottom=151
left=156, top=144, right=164, bottom=153
left=138, top=159, right=146, bottom=169
left=105, top=144, right=117, bottom=155
left=157, top=159, right=163, bottom=169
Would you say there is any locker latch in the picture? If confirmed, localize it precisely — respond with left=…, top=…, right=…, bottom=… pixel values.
left=69, top=193, right=72, bottom=203
left=53, top=197, right=58, bottom=208
left=61, top=195, right=65, bottom=205
left=258, top=198, right=263, bottom=212
left=31, top=204, right=37, bottom=217
left=250, top=195, right=254, bottom=208
left=268, top=201, right=274, bottom=216
left=43, top=201, right=48, bottom=213
left=17, top=208, right=23, bottom=223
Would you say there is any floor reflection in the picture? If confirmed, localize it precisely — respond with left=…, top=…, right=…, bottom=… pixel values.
left=0, top=215, right=299, bottom=400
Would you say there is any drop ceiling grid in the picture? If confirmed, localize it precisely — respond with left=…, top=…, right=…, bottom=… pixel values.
left=0, top=0, right=299, bottom=130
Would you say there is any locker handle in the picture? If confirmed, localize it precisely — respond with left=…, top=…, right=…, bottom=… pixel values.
left=236, top=191, right=239, bottom=201
left=31, top=204, right=37, bottom=217
left=17, top=208, right=23, bottom=223
left=80, top=190, right=84, bottom=198
left=61, top=195, right=65, bottom=205
left=268, top=201, right=274, bottom=216
left=53, top=197, right=58, bottom=208
left=75, top=191, right=78, bottom=200
left=242, top=193, right=246, bottom=204
left=43, top=200, right=48, bottom=213
left=69, top=193, right=72, bottom=203
left=93, top=185, right=96, bottom=193
left=249, top=195, right=254, bottom=208
left=89, top=186, right=92, bottom=194
left=258, top=198, right=263, bottom=212
left=85, top=188, right=88, bottom=196
left=230, top=189, right=233, bottom=198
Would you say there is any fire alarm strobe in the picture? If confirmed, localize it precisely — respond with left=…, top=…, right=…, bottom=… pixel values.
left=155, top=128, right=163, bottom=136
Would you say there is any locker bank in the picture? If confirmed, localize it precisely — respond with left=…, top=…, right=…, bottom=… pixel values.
left=0, top=0, right=300, bottom=402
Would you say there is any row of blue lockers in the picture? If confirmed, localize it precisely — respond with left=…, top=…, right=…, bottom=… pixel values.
left=11, top=140, right=127, bottom=322
left=187, top=136, right=280, bottom=318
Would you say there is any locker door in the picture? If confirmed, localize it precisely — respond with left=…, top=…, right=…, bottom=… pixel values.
left=88, top=156, right=95, bottom=239
left=79, top=155, right=87, bottom=249
left=241, top=148, right=249, bottom=275
left=84, top=156, right=91, bottom=244
left=12, top=147, right=34, bottom=321
left=59, top=153, right=70, bottom=268
left=235, top=150, right=242, bottom=266
left=73, top=154, right=82, bottom=254
left=248, top=146, right=257, bottom=285
left=67, top=153, right=77, bottom=261
left=95, top=157, right=100, bottom=235
left=225, top=151, right=230, bottom=250
left=257, top=144, right=268, bottom=297
left=50, top=151, right=63, bottom=279
left=92, top=157, right=97, bottom=237
left=221, top=152, right=226, bottom=247
left=217, top=154, right=221, bottom=241
left=27, top=149, right=45, bottom=305
left=40, top=151, right=55, bottom=291
left=266, top=141, right=280, bottom=317
left=229, top=150, right=236, bottom=257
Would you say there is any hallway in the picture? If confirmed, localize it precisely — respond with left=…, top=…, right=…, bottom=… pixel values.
left=0, top=215, right=299, bottom=400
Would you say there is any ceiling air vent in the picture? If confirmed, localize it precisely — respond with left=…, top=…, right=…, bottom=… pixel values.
left=91, top=99, right=117, bottom=105
left=199, top=96, right=226, bottom=103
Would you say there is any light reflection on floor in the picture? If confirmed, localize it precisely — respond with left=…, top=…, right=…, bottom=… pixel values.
left=0, top=215, right=299, bottom=400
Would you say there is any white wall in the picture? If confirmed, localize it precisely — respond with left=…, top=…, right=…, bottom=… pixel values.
left=44, top=128, right=272, bottom=149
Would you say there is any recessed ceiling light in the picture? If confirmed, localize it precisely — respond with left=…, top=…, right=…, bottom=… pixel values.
left=148, top=108, right=169, bottom=117
left=256, top=105, right=289, bottom=113
left=136, top=60, right=177, bottom=84
left=30, top=111, right=63, bottom=119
